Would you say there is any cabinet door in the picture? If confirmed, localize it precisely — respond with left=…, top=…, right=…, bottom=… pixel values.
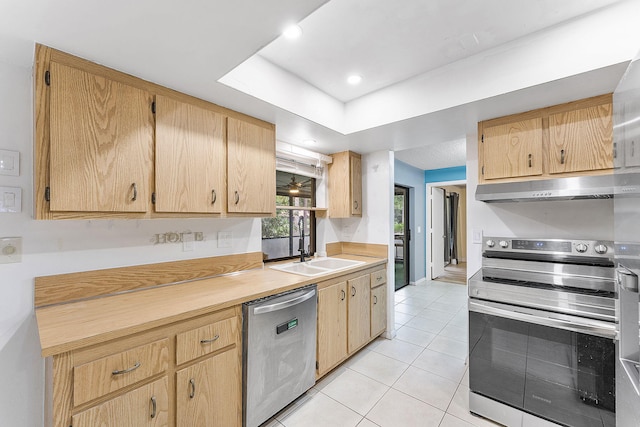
left=348, top=275, right=371, bottom=353
left=482, top=118, right=543, bottom=180
left=549, top=103, right=613, bottom=174
left=49, top=62, right=153, bottom=212
left=155, top=96, right=225, bottom=213
left=370, top=285, right=387, bottom=337
left=317, top=281, right=348, bottom=376
left=72, top=377, right=168, bottom=427
left=176, top=347, right=241, bottom=427
left=350, top=154, right=362, bottom=216
left=226, top=118, right=275, bottom=214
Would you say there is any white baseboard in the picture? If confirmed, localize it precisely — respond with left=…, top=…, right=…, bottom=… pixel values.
left=410, top=277, right=427, bottom=286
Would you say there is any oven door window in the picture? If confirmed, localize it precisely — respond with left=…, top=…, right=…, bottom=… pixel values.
left=469, top=311, right=615, bottom=427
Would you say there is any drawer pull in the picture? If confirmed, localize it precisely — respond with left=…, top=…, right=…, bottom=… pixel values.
left=200, top=334, right=220, bottom=344
left=373, top=295, right=378, bottom=305
left=150, top=396, right=157, bottom=419
left=112, top=361, right=141, bottom=376
left=189, top=378, right=196, bottom=399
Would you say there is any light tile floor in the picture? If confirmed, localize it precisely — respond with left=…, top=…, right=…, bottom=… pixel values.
left=263, top=280, right=501, bottom=427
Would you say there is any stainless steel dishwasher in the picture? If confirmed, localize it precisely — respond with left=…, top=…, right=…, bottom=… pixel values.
left=242, top=284, right=317, bottom=427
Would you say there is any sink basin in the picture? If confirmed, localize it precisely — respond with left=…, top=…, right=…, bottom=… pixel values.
left=270, top=257, right=366, bottom=277
left=307, top=258, right=365, bottom=270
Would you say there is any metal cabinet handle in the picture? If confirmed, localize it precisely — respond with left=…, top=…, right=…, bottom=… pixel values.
left=613, top=142, right=617, bottom=159
left=351, top=286, right=356, bottom=297
left=200, top=334, right=220, bottom=344
left=340, top=289, right=346, bottom=301
left=234, top=191, right=239, bottom=205
left=633, top=141, right=635, bottom=157
left=560, top=149, right=565, bottom=165
left=150, top=396, right=157, bottom=419
left=354, top=200, right=359, bottom=210
left=211, top=189, right=216, bottom=204
left=189, top=378, right=196, bottom=399
left=131, top=183, right=138, bottom=201
left=528, top=153, right=532, bottom=168
left=112, top=361, right=141, bottom=376
left=373, top=295, right=378, bottom=305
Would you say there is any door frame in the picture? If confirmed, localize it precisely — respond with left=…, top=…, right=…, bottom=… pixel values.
left=427, top=179, right=466, bottom=280
left=394, top=185, right=410, bottom=290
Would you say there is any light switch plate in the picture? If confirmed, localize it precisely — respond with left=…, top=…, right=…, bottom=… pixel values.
left=0, top=150, right=19, bottom=176
left=0, top=237, right=22, bottom=263
left=0, top=186, right=21, bottom=213
left=218, top=231, right=232, bottom=248
left=472, top=229, right=482, bottom=244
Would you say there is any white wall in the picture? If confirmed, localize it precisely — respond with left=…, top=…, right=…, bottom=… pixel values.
left=465, top=131, right=614, bottom=278
left=0, top=57, right=263, bottom=427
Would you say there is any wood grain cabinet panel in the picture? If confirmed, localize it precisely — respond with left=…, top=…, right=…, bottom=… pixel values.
left=370, top=284, right=387, bottom=338
left=72, top=377, right=169, bottom=427
left=176, top=347, right=241, bottom=427
left=73, top=339, right=169, bottom=406
left=347, top=274, right=371, bottom=353
left=328, top=151, right=363, bottom=218
left=549, top=103, right=613, bottom=174
left=226, top=117, right=275, bottom=215
left=49, top=61, right=154, bottom=212
left=175, top=316, right=238, bottom=366
left=482, top=118, right=543, bottom=180
left=154, top=95, right=226, bottom=213
left=370, top=269, right=387, bottom=288
left=316, top=281, right=348, bottom=377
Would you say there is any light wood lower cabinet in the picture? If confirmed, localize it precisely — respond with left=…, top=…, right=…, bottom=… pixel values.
left=316, top=265, right=387, bottom=378
left=317, top=281, right=348, bottom=377
left=176, top=347, right=240, bottom=427
left=347, top=274, right=371, bottom=353
left=46, top=307, right=241, bottom=427
left=72, top=377, right=169, bottom=427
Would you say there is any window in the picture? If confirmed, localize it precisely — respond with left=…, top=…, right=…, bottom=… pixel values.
left=262, top=171, right=316, bottom=261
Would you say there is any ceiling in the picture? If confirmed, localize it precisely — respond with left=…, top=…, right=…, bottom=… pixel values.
left=1, top=0, right=639, bottom=171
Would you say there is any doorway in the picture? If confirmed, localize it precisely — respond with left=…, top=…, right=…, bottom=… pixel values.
left=428, top=181, right=467, bottom=285
left=394, top=186, right=410, bottom=291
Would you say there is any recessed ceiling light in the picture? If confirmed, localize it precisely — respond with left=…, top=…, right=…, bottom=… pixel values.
left=283, top=25, right=302, bottom=39
left=302, top=139, right=316, bottom=145
left=347, top=74, right=362, bottom=85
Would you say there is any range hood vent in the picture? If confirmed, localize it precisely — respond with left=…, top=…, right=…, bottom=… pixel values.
left=476, top=174, right=615, bottom=203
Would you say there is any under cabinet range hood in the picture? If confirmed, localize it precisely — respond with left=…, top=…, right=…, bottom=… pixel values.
left=475, top=174, right=616, bottom=202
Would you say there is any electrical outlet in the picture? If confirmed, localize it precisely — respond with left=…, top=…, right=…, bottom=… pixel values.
left=218, top=232, right=232, bottom=248
left=0, top=237, right=22, bottom=263
left=473, top=229, right=482, bottom=244
left=0, top=186, right=21, bottom=213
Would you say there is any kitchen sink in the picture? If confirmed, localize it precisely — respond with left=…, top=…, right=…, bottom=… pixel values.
left=270, top=257, right=366, bottom=277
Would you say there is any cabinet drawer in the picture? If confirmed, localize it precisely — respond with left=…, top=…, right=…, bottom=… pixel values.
left=370, top=269, right=387, bottom=288
left=176, top=316, right=238, bottom=365
left=72, top=376, right=169, bottom=427
left=73, top=338, right=169, bottom=406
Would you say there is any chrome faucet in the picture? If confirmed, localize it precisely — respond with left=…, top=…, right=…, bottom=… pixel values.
left=298, top=215, right=306, bottom=262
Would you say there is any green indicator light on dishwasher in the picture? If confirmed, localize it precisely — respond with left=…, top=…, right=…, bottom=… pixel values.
left=288, top=319, right=298, bottom=329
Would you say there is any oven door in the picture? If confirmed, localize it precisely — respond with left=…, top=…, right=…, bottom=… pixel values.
left=469, top=299, right=616, bottom=427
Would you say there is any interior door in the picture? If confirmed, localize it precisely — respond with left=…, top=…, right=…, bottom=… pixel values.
left=431, top=187, right=446, bottom=279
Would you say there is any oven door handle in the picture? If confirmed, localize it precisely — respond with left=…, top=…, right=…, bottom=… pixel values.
left=617, top=266, right=639, bottom=292
left=469, top=299, right=617, bottom=339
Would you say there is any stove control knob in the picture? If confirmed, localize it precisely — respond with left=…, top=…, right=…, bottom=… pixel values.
left=594, top=244, right=608, bottom=254
left=486, top=239, right=495, bottom=248
left=499, top=240, right=509, bottom=248
left=576, top=243, right=588, bottom=253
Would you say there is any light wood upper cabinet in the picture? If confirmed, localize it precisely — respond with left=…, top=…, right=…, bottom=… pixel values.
left=548, top=103, right=613, bottom=174
left=347, top=274, right=371, bottom=353
left=154, top=95, right=225, bottom=213
left=176, top=347, right=241, bottom=427
left=226, top=117, right=276, bottom=215
left=478, top=94, right=613, bottom=183
left=316, top=281, right=348, bottom=377
left=72, top=377, right=169, bottom=427
left=482, top=118, right=543, bottom=180
left=48, top=62, right=154, bottom=213
left=328, top=151, right=362, bottom=218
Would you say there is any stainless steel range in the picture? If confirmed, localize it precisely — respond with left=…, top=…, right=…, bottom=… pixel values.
left=469, top=237, right=617, bottom=427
